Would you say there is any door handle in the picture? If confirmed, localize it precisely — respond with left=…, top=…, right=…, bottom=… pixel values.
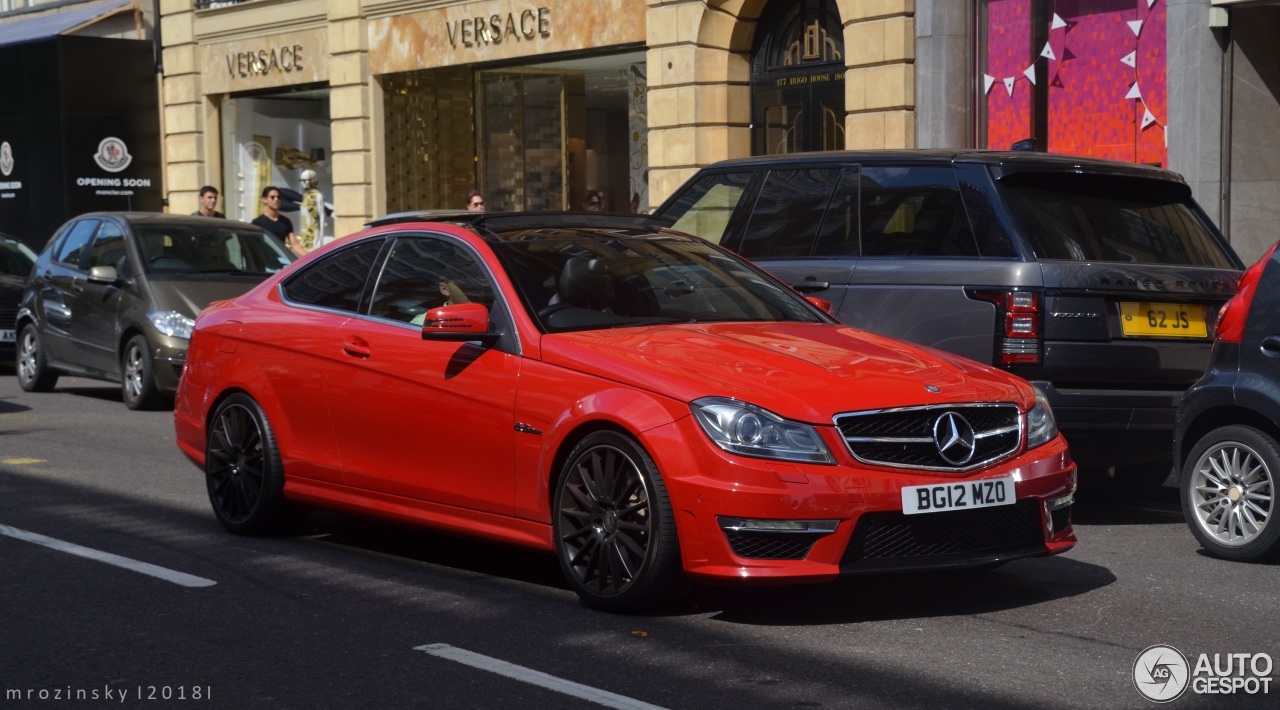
left=71, top=278, right=85, bottom=294
left=790, top=280, right=830, bottom=293
left=1261, top=335, right=1280, bottom=357
left=342, top=340, right=372, bottom=359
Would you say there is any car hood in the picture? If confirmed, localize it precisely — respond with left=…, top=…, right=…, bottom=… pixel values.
left=147, top=275, right=270, bottom=319
left=541, top=322, right=1032, bottom=423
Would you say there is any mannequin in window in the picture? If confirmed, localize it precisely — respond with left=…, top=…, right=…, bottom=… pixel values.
left=298, top=169, right=325, bottom=252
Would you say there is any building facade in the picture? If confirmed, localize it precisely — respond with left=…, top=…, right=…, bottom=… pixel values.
left=156, top=0, right=1280, bottom=259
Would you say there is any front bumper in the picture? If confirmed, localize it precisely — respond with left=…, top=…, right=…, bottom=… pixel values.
left=150, top=333, right=189, bottom=394
left=646, top=416, right=1077, bottom=584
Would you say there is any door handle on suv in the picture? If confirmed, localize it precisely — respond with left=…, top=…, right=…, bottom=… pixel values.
left=789, top=280, right=831, bottom=293
left=71, top=278, right=85, bottom=294
left=1261, top=335, right=1280, bottom=358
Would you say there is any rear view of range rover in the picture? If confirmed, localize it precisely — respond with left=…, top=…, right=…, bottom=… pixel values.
left=653, top=151, right=1244, bottom=494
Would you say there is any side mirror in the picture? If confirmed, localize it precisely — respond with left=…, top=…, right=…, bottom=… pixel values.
left=421, top=302, right=501, bottom=344
left=87, top=265, right=120, bottom=283
left=806, top=296, right=834, bottom=315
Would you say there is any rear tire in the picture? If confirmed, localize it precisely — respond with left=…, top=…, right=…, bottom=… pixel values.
left=553, top=431, right=688, bottom=613
left=1181, top=425, right=1280, bottom=562
left=205, top=393, right=297, bottom=535
left=16, top=323, right=58, bottom=392
left=121, top=334, right=167, bottom=410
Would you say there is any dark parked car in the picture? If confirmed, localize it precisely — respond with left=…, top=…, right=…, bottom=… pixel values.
left=1, top=233, right=38, bottom=362
left=1174, top=241, right=1280, bottom=561
left=16, top=213, right=295, bottom=409
left=653, top=150, right=1244, bottom=493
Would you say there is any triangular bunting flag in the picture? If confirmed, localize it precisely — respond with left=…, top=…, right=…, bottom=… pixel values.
left=1004, top=77, right=1016, bottom=96
left=1148, top=0, right=1158, bottom=7
left=1141, top=108, right=1157, bottom=129
left=1126, top=82, right=1142, bottom=100
left=984, top=74, right=995, bottom=95
left=1024, top=65, right=1037, bottom=85
left=1051, top=13, right=1067, bottom=30
left=1050, top=74, right=1064, bottom=88
left=1128, top=20, right=1143, bottom=37
left=1041, top=42, right=1056, bottom=61
left=1120, top=51, right=1137, bottom=68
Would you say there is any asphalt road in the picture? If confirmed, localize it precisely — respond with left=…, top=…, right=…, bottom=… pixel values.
left=0, top=372, right=1275, bottom=709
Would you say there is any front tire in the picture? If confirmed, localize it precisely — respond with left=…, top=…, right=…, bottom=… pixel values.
left=205, top=393, right=294, bottom=535
left=553, top=431, right=688, bottom=613
left=1181, top=425, right=1280, bottom=562
left=16, top=323, right=58, bottom=392
left=121, top=334, right=166, bottom=410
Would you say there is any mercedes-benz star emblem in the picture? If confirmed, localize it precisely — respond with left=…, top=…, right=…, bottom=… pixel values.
left=933, top=412, right=977, bottom=465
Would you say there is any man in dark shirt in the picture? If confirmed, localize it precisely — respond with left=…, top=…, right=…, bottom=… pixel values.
left=192, top=185, right=225, bottom=218
left=252, top=186, right=305, bottom=257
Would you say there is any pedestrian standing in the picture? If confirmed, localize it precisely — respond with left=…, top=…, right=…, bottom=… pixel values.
left=252, top=186, right=306, bottom=257
left=192, top=186, right=225, bottom=218
left=466, top=191, right=485, bottom=212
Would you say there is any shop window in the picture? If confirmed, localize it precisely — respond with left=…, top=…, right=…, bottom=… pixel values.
left=980, top=0, right=1167, bottom=167
left=220, top=90, right=332, bottom=238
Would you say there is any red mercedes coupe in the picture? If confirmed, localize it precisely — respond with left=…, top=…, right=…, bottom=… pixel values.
left=174, top=213, right=1076, bottom=612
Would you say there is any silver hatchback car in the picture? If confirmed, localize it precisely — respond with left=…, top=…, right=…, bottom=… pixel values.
left=16, top=213, right=295, bottom=409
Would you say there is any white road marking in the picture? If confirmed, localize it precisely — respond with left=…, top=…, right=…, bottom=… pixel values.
left=0, top=524, right=216, bottom=588
left=415, top=643, right=668, bottom=710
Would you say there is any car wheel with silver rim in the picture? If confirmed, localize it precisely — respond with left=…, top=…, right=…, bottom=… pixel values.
left=1181, top=425, right=1280, bottom=562
left=553, top=430, right=688, bottom=613
left=16, top=323, right=58, bottom=392
left=121, top=334, right=166, bottom=410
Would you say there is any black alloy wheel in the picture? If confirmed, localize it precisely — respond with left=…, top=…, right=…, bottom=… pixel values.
left=205, top=393, right=294, bottom=535
left=553, top=431, right=687, bottom=613
left=16, top=323, right=58, bottom=392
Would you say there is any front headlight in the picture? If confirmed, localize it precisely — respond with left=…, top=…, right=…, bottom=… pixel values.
left=148, top=310, right=195, bottom=340
left=1026, top=387, right=1059, bottom=450
left=691, top=397, right=834, bottom=464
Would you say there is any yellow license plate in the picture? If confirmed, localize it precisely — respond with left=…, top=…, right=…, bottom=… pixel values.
left=1119, top=302, right=1208, bottom=338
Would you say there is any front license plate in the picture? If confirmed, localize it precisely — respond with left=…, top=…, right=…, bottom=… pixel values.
left=0, top=329, right=13, bottom=343
left=1119, top=302, right=1207, bottom=338
left=901, top=477, right=1016, bottom=515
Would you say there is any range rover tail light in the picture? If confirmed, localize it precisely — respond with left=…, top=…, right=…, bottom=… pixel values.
left=969, top=289, right=1043, bottom=365
left=1216, top=241, right=1278, bottom=343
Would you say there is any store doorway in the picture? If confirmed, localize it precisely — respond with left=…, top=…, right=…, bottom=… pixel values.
left=750, top=0, right=845, bottom=155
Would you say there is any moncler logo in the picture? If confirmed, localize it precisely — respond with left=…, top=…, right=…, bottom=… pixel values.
left=94, top=137, right=132, bottom=173
left=0, top=141, right=12, bottom=177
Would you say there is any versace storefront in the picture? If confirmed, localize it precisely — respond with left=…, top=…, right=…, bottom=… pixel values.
left=160, top=0, right=923, bottom=238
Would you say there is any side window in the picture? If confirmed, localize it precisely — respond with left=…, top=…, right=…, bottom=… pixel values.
left=368, top=237, right=494, bottom=325
left=811, top=167, right=861, bottom=256
left=53, top=220, right=99, bottom=269
left=737, top=168, right=842, bottom=259
left=281, top=239, right=384, bottom=313
left=87, top=222, right=127, bottom=275
left=663, top=171, right=754, bottom=245
left=860, top=166, right=979, bottom=257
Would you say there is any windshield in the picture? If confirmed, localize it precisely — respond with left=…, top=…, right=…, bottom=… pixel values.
left=492, top=232, right=826, bottom=333
left=997, top=173, right=1236, bottom=268
left=135, top=224, right=295, bottom=275
left=0, top=237, right=37, bottom=277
